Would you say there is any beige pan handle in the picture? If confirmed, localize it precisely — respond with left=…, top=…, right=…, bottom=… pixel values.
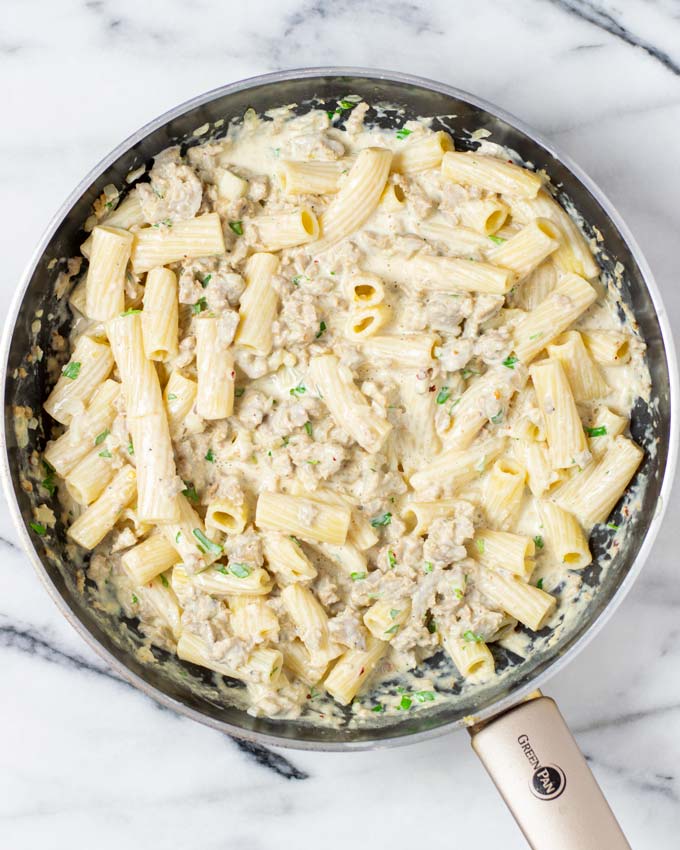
left=469, top=693, right=630, bottom=850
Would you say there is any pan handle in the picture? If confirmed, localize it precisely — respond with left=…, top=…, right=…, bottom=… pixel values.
left=469, top=693, right=630, bottom=850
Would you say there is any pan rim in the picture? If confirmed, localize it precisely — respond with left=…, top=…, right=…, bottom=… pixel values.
left=2, top=66, right=678, bottom=752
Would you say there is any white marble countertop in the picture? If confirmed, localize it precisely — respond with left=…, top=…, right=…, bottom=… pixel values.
left=2, top=1, right=680, bottom=847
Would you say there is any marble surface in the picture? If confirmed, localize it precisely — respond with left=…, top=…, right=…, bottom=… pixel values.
left=2, top=1, right=680, bottom=847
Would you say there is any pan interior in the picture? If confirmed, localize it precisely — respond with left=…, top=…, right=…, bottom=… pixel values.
left=2, top=72, right=672, bottom=747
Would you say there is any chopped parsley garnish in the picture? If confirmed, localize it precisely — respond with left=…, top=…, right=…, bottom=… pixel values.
left=175, top=531, right=182, bottom=544
left=131, top=593, right=139, bottom=604
left=371, top=703, right=384, bottom=713
left=536, top=578, right=544, bottom=590
left=192, top=297, right=208, bottom=314
left=234, top=387, right=245, bottom=397
left=350, top=571, right=367, bottom=581
left=415, top=690, right=436, bottom=702
left=454, top=587, right=464, bottom=599
left=29, top=521, right=46, bottom=535
left=423, top=561, right=434, bottom=574
left=229, top=562, right=251, bottom=578
left=491, top=410, right=504, bottom=424
left=436, top=386, right=451, bottom=405
left=167, top=393, right=178, bottom=400
left=282, top=436, right=290, bottom=447
left=488, top=235, right=507, bottom=246
left=502, top=354, right=518, bottom=369
left=389, top=608, right=400, bottom=620
left=315, top=320, right=327, bottom=339
left=292, top=275, right=302, bottom=285
left=338, top=99, right=355, bottom=109
left=152, top=218, right=173, bottom=227
left=396, top=128, right=412, bottom=140
left=41, top=474, right=56, bottom=496
left=304, top=421, right=313, bottom=437
left=306, top=459, right=319, bottom=465
left=461, top=367, right=478, bottom=380
left=463, top=630, right=484, bottom=643
left=475, top=538, right=485, bottom=554
left=370, top=512, right=392, bottom=528
left=585, top=425, right=607, bottom=437
left=205, top=448, right=215, bottom=463
left=127, top=440, right=134, bottom=456
left=120, top=308, right=142, bottom=317
left=388, top=551, right=396, bottom=568
left=533, top=535, right=544, bottom=549
left=201, top=274, right=212, bottom=288
left=529, top=332, right=543, bottom=341
left=182, top=485, right=199, bottom=503
left=98, top=449, right=112, bottom=458
left=384, top=624, right=400, bottom=635
left=61, top=361, right=81, bottom=380
left=229, top=220, right=243, bottom=236
left=426, top=613, right=437, bottom=634
left=94, top=429, right=110, bottom=445
left=160, top=573, right=170, bottom=588
left=607, top=522, right=620, bottom=531
left=192, top=528, right=223, bottom=556
left=397, top=695, right=412, bottom=710
left=290, top=535, right=302, bottom=546
left=290, top=384, right=306, bottom=396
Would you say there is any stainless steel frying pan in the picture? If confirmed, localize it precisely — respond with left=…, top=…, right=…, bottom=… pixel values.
left=2, top=69, right=677, bottom=849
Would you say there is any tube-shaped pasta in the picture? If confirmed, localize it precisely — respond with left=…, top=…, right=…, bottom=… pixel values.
left=443, top=633, right=495, bottom=678
left=360, top=334, right=439, bottom=368
left=205, top=498, right=248, bottom=534
left=515, top=261, right=557, bottom=311
left=587, top=407, right=628, bottom=457
left=282, top=640, right=328, bottom=685
left=417, top=219, right=490, bottom=256
left=163, top=371, right=198, bottom=432
left=278, top=159, right=348, bottom=195
left=177, top=631, right=282, bottom=686
left=122, top=534, right=180, bottom=585
left=229, top=596, right=279, bottom=643
left=409, top=437, right=506, bottom=492
left=44, top=379, right=120, bottom=476
left=316, top=542, right=367, bottom=576
left=399, top=379, right=441, bottom=468
left=106, top=314, right=163, bottom=416
left=580, top=330, right=632, bottom=365
left=67, top=465, right=137, bottom=550
left=65, top=448, right=114, bottom=505
left=191, top=563, right=273, bottom=597
left=477, top=567, right=556, bottom=631
left=281, top=583, right=342, bottom=666
left=235, top=252, right=280, bottom=355
left=530, top=359, right=589, bottom=470
left=262, top=532, right=317, bottom=584
left=344, top=304, right=392, bottom=340
left=346, top=272, right=385, bottom=308
left=522, top=440, right=556, bottom=498
left=513, top=273, right=598, bottom=363
left=290, top=485, right=378, bottom=552
left=131, top=213, right=225, bottom=274
left=538, top=501, right=591, bottom=568
left=481, top=457, right=527, bottom=530
left=316, top=147, right=392, bottom=250
left=134, top=575, right=182, bottom=641
left=246, top=208, right=319, bottom=252
left=81, top=193, right=145, bottom=258
left=442, top=151, right=542, bottom=198
left=364, top=252, right=515, bottom=296
left=401, top=499, right=462, bottom=536
left=309, top=354, right=391, bottom=453
left=473, top=529, right=535, bottom=579
left=160, top=493, right=219, bottom=568
left=323, top=636, right=388, bottom=705
left=552, top=435, right=643, bottom=527
left=85, top=226, right=134, bottom=320
left=44, top=336, right=115, bottom=426
left=195, top=316, right=234, bottom=420
left=486, top=218, right=561, bottom=281
left=444, top=368, right=517, bottom=451
left=378, top=180, right=407, bottom=211
left=459, top=199, right=509, bottom=235
left=142, top=266, right=179, bottom=361
left=547, top=331, right=608, bottom=400
left=255, top=491, right=351, bottom=546
left=391, top=131, right=454, bottom=174
left=129, top=412, right=180, bottom=523
left=363, top=599, right=411, bottom=640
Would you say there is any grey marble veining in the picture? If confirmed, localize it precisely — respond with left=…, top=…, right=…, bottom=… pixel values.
left=1, top=1, right=679, bottom=847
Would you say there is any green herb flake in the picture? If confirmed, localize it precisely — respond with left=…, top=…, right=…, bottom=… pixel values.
left=350, top=571, right=367, bottom=581
left=396, top=128, right=412, bottom=140
left=192, top=528, right=223, bottom=556
left=234, top=387, right=245, bottom=398
left=371, top=703, right=385, bottom=713
left=461, top=367, right=478, bottom=380
left=289, top=384, right=306, bottom=396
left=436, top=386, right=451, bottom=405
left=182, top=485, right=199, bottom=503
left=529, top=332, right=543, bottom=341
left=389, top=608, right=400, bottom=620
left=315, top=320, right=327, bottom=339
left=388, top=550, right=397, bottom=568
left=192, top=297, right=208, bottom=315
left=175, top=531, right=182, bottom=544
left=292, top=275, right=302, bottom=285
left=502, top=354, right=518, bottom=369
left=415, top=690, right=436, bottom=703
left=398, top=695, right=412, bottom=710
left=304, top=421, right=313, bottom=437
left=533, top=535, right=544, bottom=549
left=29, top=521, right=46, bottom=535
left=160, top=573, right=170, bottom=588
left=338, top=99, right=355, bottom=109
left=585, top=425, right=608, bottom=437
left=491, top=410, right=504, bottom=424
left=370, top=512, right=392, bottom=528
left=127, top=440, right=134, bottom=456
left=290, top=535, right=302, bottom=546
left=384, top=624, right=400, bottom=635
left=205, top=448, right=215, bottom=463
left=131, top=593, right=139, bottom=604
left=426, top=614, right=437, bottom=634
left=607, top=522, right=620, bottom=531
left=282, top=436, right=290, bottom=447
left=41, top=475, right=56, bottom=496
left=488, top=235, right=507, bottom=246
left=94, top=429, right=110, bottom=446
left=229, top=562, right=251, bottom=578
left=306, top=459, right=319, bottom=465
left=167, top=393, right=178, bottom=401
left=119, top=308, right=142, bottom=317
left=98, top=449, right=112, bottom=458
left=475, top=538, right=485, bottom=554
left=536, top=578, right=544, bottom=590
left=229, top=220, right=244, bottom=236
left=463, top=629, right=484, bottom=643
left=423, top=561, right=434, bottom=574
left=454, top=588, right=464, bottom=599
left=61, top=361, right=81, bottom=380
left=201, top=274, right=212, bottom=288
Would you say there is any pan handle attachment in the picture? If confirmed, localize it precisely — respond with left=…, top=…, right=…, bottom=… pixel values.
left=469, top=693, right=630, bottom=850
